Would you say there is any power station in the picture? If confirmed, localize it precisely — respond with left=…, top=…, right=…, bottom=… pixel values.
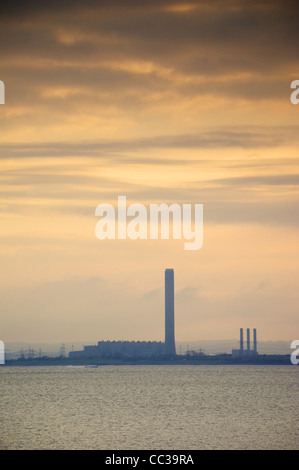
left=69, top=267, right=259, bottom=360
left=232, top=328, right=258, bottom=357
left=69, top=268, right=176, bottom=359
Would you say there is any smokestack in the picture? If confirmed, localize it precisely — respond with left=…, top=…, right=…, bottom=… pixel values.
left=247, top=328, right=250, bottom=353
left=165, top=268, right=176, bottom=355
left=253, top=328, right=257, bottom=353
left=240, top=328, right=244, bottom=353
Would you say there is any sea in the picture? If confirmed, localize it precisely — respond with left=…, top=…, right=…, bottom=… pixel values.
left=0, top=364, right=298, bottom=450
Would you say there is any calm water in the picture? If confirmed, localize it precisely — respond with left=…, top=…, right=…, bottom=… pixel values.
left=0, top=365, right=298, bottom=450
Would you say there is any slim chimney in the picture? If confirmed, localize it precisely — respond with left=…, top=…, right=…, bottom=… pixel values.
left=247, top=328, right=250, bottom=353
left=165, top=268, right=176, bottom=355
left=253, top=328, right=257, bottom=353
left=240, top=328, right=244, bottom=353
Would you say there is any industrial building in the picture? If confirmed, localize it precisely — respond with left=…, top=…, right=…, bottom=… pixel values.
left=69, top=268, right=176, bottom=359
left=232, top=328, right=258, bottom=357
left=69, top=340, right=164, bottom=359
left=69, top=268, right=260, bottom=360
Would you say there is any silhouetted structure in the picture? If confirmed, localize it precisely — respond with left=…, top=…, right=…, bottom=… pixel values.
left=70, top=340, right=164, bottom=359
left=164, top=268, right=176, bottom=355
left=232, top=328, right=258, bottom=357
left=240, top=328, right=244, bottom=353
left=69, top=268, right=176, bottom=359
left=253, top=328, right=257, bottom=353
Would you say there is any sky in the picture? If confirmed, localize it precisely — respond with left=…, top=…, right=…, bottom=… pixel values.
left=0, top=0, right=299, bottom=346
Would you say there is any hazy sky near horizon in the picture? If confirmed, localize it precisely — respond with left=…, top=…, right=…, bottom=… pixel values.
left=1, top=0, right=299, bottom=344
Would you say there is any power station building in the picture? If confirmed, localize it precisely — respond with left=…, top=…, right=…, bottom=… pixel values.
left=68, top=268, right=259, bottom=361
left=232, top=328, right=258, bottom=357
left=69, top=268, right=176, bottom=359
left=69, top=340, right=165, bottom=359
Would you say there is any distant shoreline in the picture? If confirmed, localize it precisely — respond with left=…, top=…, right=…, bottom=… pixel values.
left=2, top=353, right=294, bottom=367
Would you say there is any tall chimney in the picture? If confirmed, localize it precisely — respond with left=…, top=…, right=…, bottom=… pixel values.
left=247, top=328, right=250, bottom=353
left=253, top=328, right=257, bottom=353
left=240, top=328, right=244, bottom=353
left=165, top=268, right=176, bottom=355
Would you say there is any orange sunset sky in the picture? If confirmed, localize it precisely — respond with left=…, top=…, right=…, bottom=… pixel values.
left=0, top=0, right=299, bottom=345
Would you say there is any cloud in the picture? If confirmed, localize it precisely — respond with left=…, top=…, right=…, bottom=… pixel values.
left=140, top=288, right=162, bottom=300
left=213, top=174, right=299, bottom=187
left=0, top=0, right=298, bottom=110
left=1, top=126, right=298, bottom=159
left=1, top=0, right=298, bottom=345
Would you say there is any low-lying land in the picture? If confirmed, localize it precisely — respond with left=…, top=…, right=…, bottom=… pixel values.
left=2, top=353, right=293, bottom=367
